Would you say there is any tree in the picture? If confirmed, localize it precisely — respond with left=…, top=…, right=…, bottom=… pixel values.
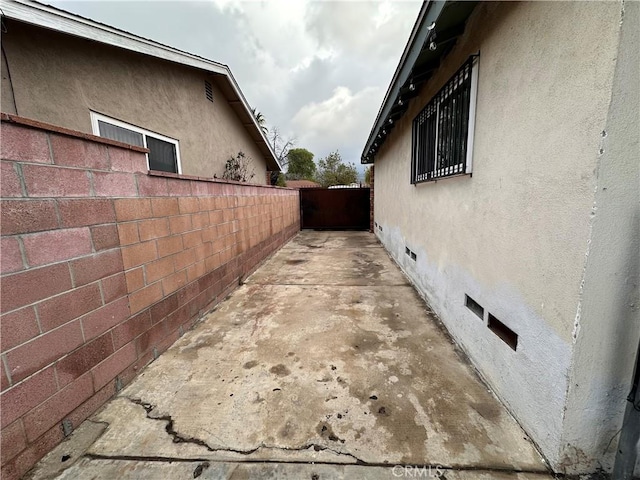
left=251, top=108, right=268, bottom=135
left=275, top=173, right=287, bottom=187
left=269, top=126, right=295, bottom=168
left=315, top=151, right=358, bottom=187
left=286, top=148, right=316, bottom=180
left=364, top=166, right=372, bottom=185
left=264, top=125, right=296, bottom=185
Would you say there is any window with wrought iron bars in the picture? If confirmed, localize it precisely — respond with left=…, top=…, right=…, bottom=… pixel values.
left=411, top=55, right=479, bottom=184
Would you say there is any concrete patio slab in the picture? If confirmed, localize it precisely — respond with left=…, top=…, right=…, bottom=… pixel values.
left=28, top=231, right=552, bottom=479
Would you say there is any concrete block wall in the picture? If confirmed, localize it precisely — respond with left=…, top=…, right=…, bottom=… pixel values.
left=0, top=114, right=300, bottom=479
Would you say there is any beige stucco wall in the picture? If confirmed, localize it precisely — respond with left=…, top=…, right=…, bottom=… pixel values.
left=373, top=1, right=630, bottom=473
left=1, top=44, right=17, bottom=115
left=0, top=21, right=268, bottom=182
left=560, top=0, right=639, bottom=474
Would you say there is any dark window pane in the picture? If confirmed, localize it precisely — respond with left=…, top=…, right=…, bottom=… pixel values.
left=98, top=120, right=144, bottom=147
left=147, top=136, right=178, bottom=173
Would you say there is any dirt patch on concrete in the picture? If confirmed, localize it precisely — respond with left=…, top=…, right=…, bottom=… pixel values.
left=269, top=364, right=291, bottom=376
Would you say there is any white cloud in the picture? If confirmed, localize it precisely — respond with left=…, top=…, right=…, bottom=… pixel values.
left=292, top=86, right=384, bottom=162
left=305, top=1, right=419, bottom=60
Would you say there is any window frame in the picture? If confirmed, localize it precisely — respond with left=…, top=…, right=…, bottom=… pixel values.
left=90, top=111, right=182, bottom=174
left=411, top=55, right=479, bottom=184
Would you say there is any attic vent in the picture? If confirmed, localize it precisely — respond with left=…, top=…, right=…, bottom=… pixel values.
left=205, top=80, right=213, bottom=102
left=488, top=313, right=518, bottom=351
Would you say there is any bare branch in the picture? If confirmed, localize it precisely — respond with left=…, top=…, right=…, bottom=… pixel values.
left=268, top=126, right=296, bottom=168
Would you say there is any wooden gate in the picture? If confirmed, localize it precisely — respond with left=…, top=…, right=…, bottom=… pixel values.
left=299, top=188, right=370, bottom=230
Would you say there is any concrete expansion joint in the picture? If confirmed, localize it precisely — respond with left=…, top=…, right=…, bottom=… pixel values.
left=84, top=453, right=210, bottom=463
left=123, top=396, right=367, bottom=463
left=81, top=454, right=561, bottom=479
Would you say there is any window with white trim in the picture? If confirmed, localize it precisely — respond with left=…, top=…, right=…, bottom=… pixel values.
left=411, top=55, right=478, bottom=183
left=90, top=112, right=182, bottom=174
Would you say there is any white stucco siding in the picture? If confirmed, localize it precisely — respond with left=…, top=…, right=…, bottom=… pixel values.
left=372, top=1, right=623, bottom=472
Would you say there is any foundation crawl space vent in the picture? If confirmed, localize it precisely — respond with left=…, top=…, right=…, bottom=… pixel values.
left=465, top=294, right=484, bottom=320
left=488, top=313, right=518, bottom=351
left=405, top=246, right=416, bottom=261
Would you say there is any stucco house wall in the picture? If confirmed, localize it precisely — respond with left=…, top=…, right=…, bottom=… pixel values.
left=559, top=0, right=639, bottom=472
left=372, top=1, right=638, bottom=474
left=0, top=19, right=269, bottom=182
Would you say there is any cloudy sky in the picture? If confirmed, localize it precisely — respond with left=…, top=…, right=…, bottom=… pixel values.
left=48, top=0, right=421, bottom=173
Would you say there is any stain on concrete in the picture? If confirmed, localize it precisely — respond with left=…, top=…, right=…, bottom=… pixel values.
left=270, top=364, right=291, bottom=376
left=252, top=393, right=265, bottom=404
left=354, top=251, right=385, bottom=280
left=471, top=401, right=502, bottom=421
left=192, top=462, right=209, bottom=478
left=286, top=259, right=307, bottom=265
left=278, top=420, right=295, bottom=439
left=317, top=422, right=345, bottom=443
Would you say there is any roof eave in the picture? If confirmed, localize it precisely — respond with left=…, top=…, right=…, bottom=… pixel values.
left=361, top=0, right=444, bottom=164
left=361, top=0, right=477, bottom=165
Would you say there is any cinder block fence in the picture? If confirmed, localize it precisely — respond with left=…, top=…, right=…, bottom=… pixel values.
left=0, top=114, right=300, bottom=479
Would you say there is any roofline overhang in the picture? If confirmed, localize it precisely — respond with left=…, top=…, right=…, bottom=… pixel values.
left=361, top=1, right=444, bottom=164
left=0, top=0, right=282, bottom=171
left=362, top=0, right=477, bottom=165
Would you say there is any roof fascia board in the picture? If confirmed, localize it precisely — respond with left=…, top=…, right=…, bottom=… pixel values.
left=362, top=0, right=446, bottom=161
left=2, top=0, right=282, bottom=171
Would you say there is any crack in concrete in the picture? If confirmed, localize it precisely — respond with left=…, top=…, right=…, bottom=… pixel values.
left=85, top=453, right=210, bottom=463
left=124, top=396, right=367, bottom=464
